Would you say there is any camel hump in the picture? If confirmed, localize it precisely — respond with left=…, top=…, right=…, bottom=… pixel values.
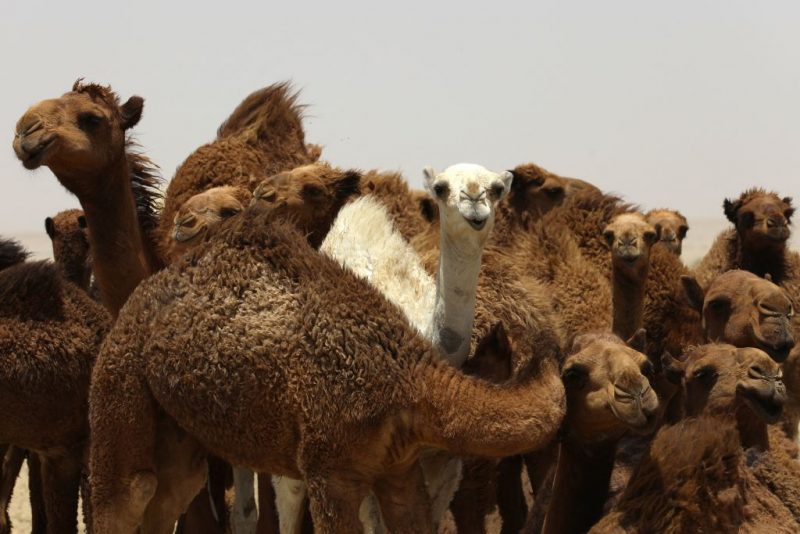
left=0, top=260, right=64, bottom=321
left=0, top=238, right=29, bottom=271
left=216, top=81, right=304, bottom=142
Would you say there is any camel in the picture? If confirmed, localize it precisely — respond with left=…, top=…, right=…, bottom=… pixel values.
left=0, top=238, right=111, bottom=533
left=87, top=203, right=567, bottom=533
left=694, top=188, right=797, bottom=287
left=538, top=332, right=659, bottom=534
left=166, top=186, right=250, bottom=262
left=644, top=209, right=688, bottom=257
left=506, top=163, right=600, bottom=218
left=45, top=209, right=92, bottom=292
left=603, top=213, right=659, bottom=340
left=591, top=344, right=796, bottom=533
left=157, top=82, right=321, bottom=258
left=13, top=80, right=163, bottom=316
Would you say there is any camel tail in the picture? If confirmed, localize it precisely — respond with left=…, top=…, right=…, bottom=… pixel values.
left=216, top=81, right=305, bottom=142
left=0, top=238, right=29, bottom=271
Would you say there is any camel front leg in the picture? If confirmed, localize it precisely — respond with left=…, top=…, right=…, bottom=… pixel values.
left=305, top=473, right=366, bottom=534
left=0, top=446, right=25, bottom=534
left=373, top=464, right=434, bottom=534
left=39, top=452, right=82, bottom=534
left=273, top=475, right=309, bottom=534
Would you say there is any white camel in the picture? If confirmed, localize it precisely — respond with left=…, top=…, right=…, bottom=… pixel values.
left=273, top=163, right=512, bottom=533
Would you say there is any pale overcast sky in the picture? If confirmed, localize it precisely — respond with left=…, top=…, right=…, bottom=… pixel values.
left=2, top=0, right=799, bottom=234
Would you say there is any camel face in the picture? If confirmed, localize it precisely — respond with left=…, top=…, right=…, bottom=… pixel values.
left=724, top=189, right=794, bottom=247
left=604, top=213, right=659, bottom=273
left=684, top=270, right=795, bottom=363
left=508, top=163, right=567, bottom=216
left=684, top=344, right=786, bottom=424
left=251, top=163, right=360, bottom=247
left=46, top=208, right=90, bottom=266
left=561, top=334, right=659, bottom=441
left=12, top=81, right=142, bottom=195
left=423, top=163, right=512, bottom=240
left=169, top=186, right=247, bottom=259
left=645, top=209, right=688, bottom=256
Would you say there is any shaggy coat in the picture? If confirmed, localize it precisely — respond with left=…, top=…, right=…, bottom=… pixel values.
left=0, top=239, right=110, bottom=532
left=88, top=210, right=566, bottom=533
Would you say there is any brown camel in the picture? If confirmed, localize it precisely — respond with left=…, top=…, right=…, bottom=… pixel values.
left=591, top=344, right=796, bottom=533
left=694, top=188, right=797, bottom=287
left=0, top=238, right=111, bottom=533
left=539, top=332, right=658, bottom=534
left=603, top=213, right=659, bottom=340
left=644, top=208, right=688, bottom=257
left=13, top=80, right=163, bottom=316
left=157, top=82, right=321, bottom=257
left=165, top=186, right=250, bottom=262
left=507, top=163, right=600, bottom=219
left=88, top=208, right=566, bottom=533
left=45, top=209, right=92, bottom=291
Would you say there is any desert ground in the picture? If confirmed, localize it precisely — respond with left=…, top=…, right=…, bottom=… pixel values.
left=7, top=217, right=800, bottom=531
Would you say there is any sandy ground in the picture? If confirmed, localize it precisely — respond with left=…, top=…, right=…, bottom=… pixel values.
left=5, top=219, right=799, bottom=530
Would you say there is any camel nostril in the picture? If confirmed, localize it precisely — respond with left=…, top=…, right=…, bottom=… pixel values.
left=18, top=119, right=43, bottom=138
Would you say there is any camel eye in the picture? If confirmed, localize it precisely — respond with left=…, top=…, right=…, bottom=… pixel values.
left=707, top=298, right=729, bottom=313
left=692, top=366, right=717, bottom=382
left=561, top=364, right=588, bottom=390
left=433, top=182, right=449, bottom=199
left=219, top=207, right=240, bottom=219
left=678, top=225, right=689, bottom=239
left=641, top=361, right=655, bottom=378
left=302, top=184, right=325, bottom=199
left=490, top=182, right=505, bottom=199
left=545, top=187, right=564, bottom=199
left=77, top=112, right=103, bottom=130
left=603, top=230, right=615, bottom=246
left=644, top=231, right=657, bottom=244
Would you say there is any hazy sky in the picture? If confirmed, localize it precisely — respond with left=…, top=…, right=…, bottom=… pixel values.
left=2, top=0, right=799, bottom=234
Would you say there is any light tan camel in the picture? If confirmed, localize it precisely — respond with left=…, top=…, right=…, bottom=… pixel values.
left=644, top=208, right=688, bottom=257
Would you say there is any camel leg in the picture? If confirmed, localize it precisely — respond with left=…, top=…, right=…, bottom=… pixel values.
left=521, top=446, right=558, bottom=534
left=374, top=465, right=435, bottom=534
left=231, top=468, right=258, bottom=534
left=256, top=473, right=279, bottom=534
left=273, top=475, right=309, bottom=534
left=0, top=446, right=25, bottom=534
left=450, top=458, right=496, bottom=534
left=305, top=473, right=365, bottom=534
left=496, top=455, right=526, bottom=534
left=39, top=452, right=81, bottom=534
left=175, top=456, right=229, bottom=534
left=28, top=453, right=47, bottom=534
left=419, top=452, right=462, bottom=528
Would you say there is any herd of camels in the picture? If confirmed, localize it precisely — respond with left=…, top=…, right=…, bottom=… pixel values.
left=1, top=79, right=799, bottom=534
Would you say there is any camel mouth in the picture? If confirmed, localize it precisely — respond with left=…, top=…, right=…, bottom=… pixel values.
left=464, top=216, right=488, bottom=231
left=173, top=225, right=204, bottom=243
left=740, top=386, right=784, bottom=423
left=19, top=137, right=56, bottom=170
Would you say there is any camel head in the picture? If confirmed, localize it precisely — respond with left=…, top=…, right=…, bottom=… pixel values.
left=723, top=189, right=793, bottom=250
left=645, top=209, right=688, bottom=256
left=560, top=332, right=659, bottom=442
left=507, top=163, right=566, bottom=216
left=603, top=213, right=659, bottom=277
left=251, top=163, right=361, bottom=248
left=13, top=80, right=143, bottom=197
left=683, top=344, right=786, bottom=424
left=422, top=164, right=512, bottom=244
left=45, top=209, right=90, bottom=284
left=168, top=186, right=249, bottom=260
left=682, top=270, right=795, bottom=363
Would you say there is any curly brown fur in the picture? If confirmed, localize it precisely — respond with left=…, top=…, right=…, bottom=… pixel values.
left=46, top=209, right=92, bottom=291
left=746, top=426, right=800, bottom=523
left=0, top=239, right=29, bottom=272
left=158, top=82, right=319, bottom=257
left=88, top=209, right=566, bottom=533
left=0, top=243, right=110, bottom=533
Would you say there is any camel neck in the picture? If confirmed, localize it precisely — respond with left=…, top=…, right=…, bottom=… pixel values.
left=543, top=438, right=617, bottom=534
left=73, top=155, right=154, bottom=317
left=427, top=225, right=485, bottom=367
left=735, top=406, right=770, bottom=451
left=738, top=238, right=786, bottom=282
left=611, top=262, right=648, bottom=341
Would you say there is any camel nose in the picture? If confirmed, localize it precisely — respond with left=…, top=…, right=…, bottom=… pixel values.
left=619, top=236, right=637, bottom=247
left=16, top=118, right=43, bottom=139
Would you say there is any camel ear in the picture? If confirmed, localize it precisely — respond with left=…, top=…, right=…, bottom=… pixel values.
left=422, top=167, right=437, bottom=190
left=499, top=171, right=514, bottom=196
left=723, top=198, right=740, bottom=224
left=661, top=352, right=684, bottom=384
left=335, top=170, right=361, bottom=199
left=44, top=217, right=55, bottom=239
left=120, top=96, right=144, bottom=130
left=419, top=197, right=437, bottom=222
left=602, top=227, right=615, bottom=248
left=681, top=275, right=705, bottom=313
left=464, top=322, right=514, bottom=382
left=626, top=328, right=647, bottom=353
